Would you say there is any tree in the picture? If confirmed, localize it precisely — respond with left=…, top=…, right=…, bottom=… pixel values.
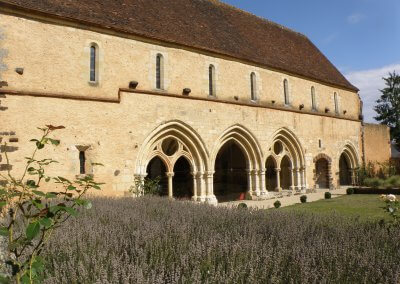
left=374, top=71, right=400, bottom=147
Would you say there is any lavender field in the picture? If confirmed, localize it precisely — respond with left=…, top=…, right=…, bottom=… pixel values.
left=43, top=196, right=400, bottom=283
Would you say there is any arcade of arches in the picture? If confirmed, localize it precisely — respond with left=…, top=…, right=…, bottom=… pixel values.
left=135, top=122, right=360, bottom=204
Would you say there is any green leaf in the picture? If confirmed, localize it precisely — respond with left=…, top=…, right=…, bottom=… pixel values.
left=26, top=222, right=40, bottom=240
left=36, top=142, right=45, bottom=150
left=67, top=185, right=77, bottom=191
left=64, top=207, right=78, bottom=216
left=45, top=192, right=57, bottom=199
left=26, top=180, right=36, bottom=187
left=0, top=227, right=8, bottom=236
left=32, top=199, right=44, bottom=210
left=39, top=218, right=52, bottom=229
left=32, top=190, right=46, bottom=197
left=0, top=201, right=6, bottom=209
left=48, top=138, right=60, bottom=146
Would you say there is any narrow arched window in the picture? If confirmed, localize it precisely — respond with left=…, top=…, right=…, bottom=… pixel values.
left=89, top=44, right=98, bottom=83
left=209, top=64, right=216, bottom=97
left=283, top=79, right=290, bottom=105
left=156, top=54, right=164, bottom=90
left=79, top=151, right=86, bottom=175
left=250, top=72, right=257, bottom=101
left=311, top=86, right=317, bottom=110
left=334, top=92, right=339, bottom=114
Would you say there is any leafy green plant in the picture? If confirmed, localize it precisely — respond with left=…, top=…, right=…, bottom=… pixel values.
left=364, top=177, right=385, bottom=188
left=346, top=188, right=354, bottom=195
left=300, top=195, right=307, bottom=203
left=0, top=126, right=104, bottom=283
left=324, top=192, right=332, bottom=199
left=238, top=203, right=248, bottom=209
left=384, top=176, right=400, bottom=189
left=273, top=200, right=281, bottom=209
left=130, top=176, right=161, bottom=197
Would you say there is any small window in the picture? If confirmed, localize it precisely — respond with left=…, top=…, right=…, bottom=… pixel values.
left=209, top=65, right=216, bottom=97
left=283, top=79, right=290, bottom=105
left=79, top=151, right=86, bottom=174
left=311, top=86, right=317, bottom=110
left=156, top=54, right=164, bottom=90
left=89, top=44, right=98, bottom=83
left=250, top=72, right=257, bottom=101
left=318, top=139, right=322, bottom=149
left=334, top=92, right=339, bottom=114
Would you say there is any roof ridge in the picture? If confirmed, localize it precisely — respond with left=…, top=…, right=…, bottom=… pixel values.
left=213, top=0, right=308, bottom=38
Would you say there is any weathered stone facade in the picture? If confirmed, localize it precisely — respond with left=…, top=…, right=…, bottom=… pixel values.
left=0, top=3, right=390, bottom=203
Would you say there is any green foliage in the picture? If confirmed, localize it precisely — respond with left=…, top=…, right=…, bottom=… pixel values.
left=324, top=192, right=332, bottom=199
left=0, top=126, right=104, bottom=283
left=364, top=177, right=385, bottom=188
left=300, top=195, right=307, bottom=203
left=385, top=176, right=400, bottom=189
left=273, top=200, right=281, bottom=209
left=130, top=176, right=161, bottom=197
left=374, top=71, right=400, bottom=147
left=346, top=188, right=354, bottom=195
left=238, top=203, right=248, bottom=209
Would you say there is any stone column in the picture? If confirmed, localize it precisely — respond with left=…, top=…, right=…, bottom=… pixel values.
left=205, top=171, right=217, bottom=204
left=300, top=167, right=306, bottom=192
left=166, top=172, right=174, bottom=198
left=253, top=170, right=261, bottom=196
left=197, top=171, right=206, bottom=202
left=246, top=169, right=253, bottom=196
left=350, top=169, right=356, bottom=186
left=290, top=168, right=295, bottom=191
left=260, top=169, right=268, bottom=196
left=295, top=168, right=301, bottom=191
left=275, top=168, right=282, bottom=192
left=191, top=171, right=198, bottom=201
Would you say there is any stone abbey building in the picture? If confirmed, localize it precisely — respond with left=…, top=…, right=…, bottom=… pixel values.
left=0, top=0, right=391, bottom=203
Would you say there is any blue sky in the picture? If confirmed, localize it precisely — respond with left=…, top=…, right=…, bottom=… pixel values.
left=223, top=0, right=400, bottom=122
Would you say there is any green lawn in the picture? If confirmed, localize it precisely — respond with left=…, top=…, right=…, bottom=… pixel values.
left=282, top=194, right=392, bottom=221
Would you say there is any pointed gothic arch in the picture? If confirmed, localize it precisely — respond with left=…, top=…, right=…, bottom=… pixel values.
left=211, top=125, right=263, bottom=198
left=265, top=128, right=306, bottom=191
left=135, top=120, right=210, bottom=202
left=338, top=142, right=360, bottom=186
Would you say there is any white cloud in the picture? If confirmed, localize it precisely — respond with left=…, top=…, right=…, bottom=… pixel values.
left=347, top=13, right=365, bottom=24
left=345, top=63, right=400, bottom=123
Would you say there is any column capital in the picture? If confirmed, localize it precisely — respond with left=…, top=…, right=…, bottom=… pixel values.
left=275, top=168, right=281, bottom=172
left=166, top=172, right=175, bottom=178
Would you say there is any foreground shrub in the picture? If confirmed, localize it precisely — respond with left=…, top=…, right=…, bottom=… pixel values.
left=238, top=203, right=248, bottom=209
left=42, top=196, right=400, bottom=283
left=347, top=188, right=355, bottom=195
left=0, top=126, right=104, bottom=283
left=274, top=200, right=281, bottom=208
left=364, top=177, right=385, bottom=188
left=384, top=176, right=400, bottom=189
left=325, top=192, right=332, bottom=199
left=300, top=195, right=307, bottom=203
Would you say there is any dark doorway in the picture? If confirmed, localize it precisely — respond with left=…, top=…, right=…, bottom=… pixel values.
left=339, top=154, right=351, bottom=186
left=214, top=141, right=248, bottom=202
left=280, top=156, right=292, bottom=190
left=173, top=156, right=193, bottom=199
left=146, top=156, right=168, bottom=196
left=266, top=156, right=277, bottom=191
left=315, top=158, right=329, bottom=189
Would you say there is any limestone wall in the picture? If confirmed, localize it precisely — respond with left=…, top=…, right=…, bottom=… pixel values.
left=363, top=123, right=391, bottom=165
left=0, top=11, right=365, bottom=198
left=0, top=12, right=360, bottom=119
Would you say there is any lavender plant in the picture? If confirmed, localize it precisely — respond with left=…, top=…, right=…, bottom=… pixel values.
left=43, top=196, right=400, bottom=283
left=0, top=126, right=104, bottom=283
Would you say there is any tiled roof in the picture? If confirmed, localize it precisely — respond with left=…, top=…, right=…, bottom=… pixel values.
left=0, top=0, right=358, bottom=91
